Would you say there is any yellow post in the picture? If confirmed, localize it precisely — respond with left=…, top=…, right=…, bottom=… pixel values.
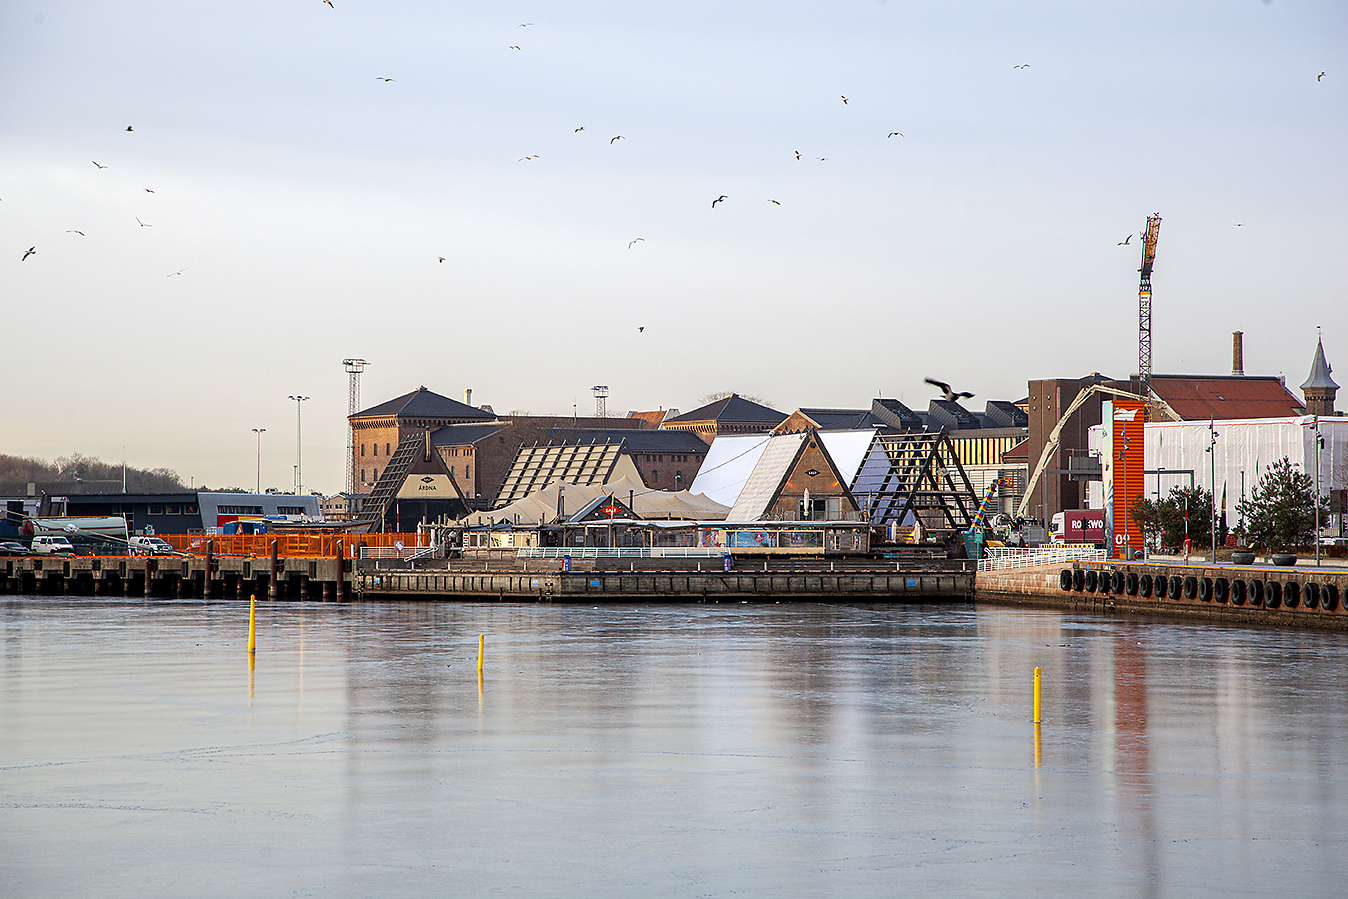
left=1033, top=666, right=1041, bottom=724
left=478, top=634, right=485, bottom=675
left=1034, top=722, right=1041, bottom=769
left=249, top=595, right=257, bottom=656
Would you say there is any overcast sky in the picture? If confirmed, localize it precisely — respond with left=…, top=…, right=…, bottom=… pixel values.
left=3, top=1, right=1344, bottom=494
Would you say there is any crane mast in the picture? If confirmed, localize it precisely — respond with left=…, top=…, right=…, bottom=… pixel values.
left=1137, top=214, right=1162, bottom=404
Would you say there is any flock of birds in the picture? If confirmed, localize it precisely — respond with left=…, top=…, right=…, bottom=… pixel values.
left=11, top=8, right=1331, bottom=273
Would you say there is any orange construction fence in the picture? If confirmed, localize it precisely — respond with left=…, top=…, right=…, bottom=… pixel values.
left=159, top=532, right=433, bottom=559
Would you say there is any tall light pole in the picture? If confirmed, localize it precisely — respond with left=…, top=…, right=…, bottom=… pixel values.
left=289, top=395, right=309, bottom=495
left=343, top=359, right=368, bottom=494
left=252, top=428, right=266, bottom=494
left=1207, top=420, right=1220, bottom=564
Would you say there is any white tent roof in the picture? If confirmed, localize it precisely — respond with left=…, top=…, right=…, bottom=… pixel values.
left=728, top=433, right=807, bottom=521
left=688, top=434, right=771, bottom=508
left=467, top=475, right=729, bottom=526
left=817, top=429, right=877, bottom=489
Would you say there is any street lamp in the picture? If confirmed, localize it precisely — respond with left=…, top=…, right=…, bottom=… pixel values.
left=1313, top=416, right=1324, bottom=568
left=289, top=395, right=309, bottom=495
left=1206, top=420, right=1220, bottom=564
left=252, top=428, right=266, bottom=494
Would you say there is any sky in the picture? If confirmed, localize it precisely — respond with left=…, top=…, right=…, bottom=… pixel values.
left=2, top=1, right=1345, bottom=495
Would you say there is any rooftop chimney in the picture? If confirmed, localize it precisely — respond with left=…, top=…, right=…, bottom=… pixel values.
left=464, top=388, right=472, bottom=407
left=1232, top=331, right=1244, bottom=377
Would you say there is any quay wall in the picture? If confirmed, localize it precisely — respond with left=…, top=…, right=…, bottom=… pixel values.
left=977, top=560, right=1348, bottom=630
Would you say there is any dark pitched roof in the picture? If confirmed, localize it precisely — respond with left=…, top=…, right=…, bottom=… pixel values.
left=430, top=422, right=508, bottom=446
left=1147, top=375, right=1304, bottom=420
left=666, top=394, right=786, bottom=424
left=354, top=386, right=495, bottom=420
left=983, top=400, right=1029, bottom=429
left=1302, top=339, right=1339, bottom=391
left=797, top=408, right=887, bottom=429
left=870, top=398, right=925, bottom=431
left=927, top=399, right=981, bottom=430
left=557, top=429, right=709, bottom=454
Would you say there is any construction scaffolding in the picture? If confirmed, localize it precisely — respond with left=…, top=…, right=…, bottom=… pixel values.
left=851, top=431, right=981, bottom=537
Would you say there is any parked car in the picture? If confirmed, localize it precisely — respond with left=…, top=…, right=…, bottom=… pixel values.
left=129, top=536, right=175, bottom=555
left=0, top=541, right=30, bottom=555
left=31, top=536, right=75, bottom=555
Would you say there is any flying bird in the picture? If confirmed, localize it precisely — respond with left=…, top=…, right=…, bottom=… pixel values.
left=518, top=23, right=532, bottom=27
left=518, top=155, right=538, bottom=161
left=794, top=150, right=801, bottom=160
left=769, top=199, right=781, bottom=205
left=376, top=77, right=395, bottom=82
left=66, top=230, right=84, bottom=236
left=21, top=246, right=35, bottom=261
left=1117, top=234, right=1132, bottom=246
left=712, top=195, right=727, bottom=208
left=888, top=131, right=904, bottom=138
left=126, top=126, right=133, bottom=132
left=438, top=256, right=446, bottom=263
left=638, top=326, right=644, bottom=333
left=628, top=238, right=644, bottom=249
left=1234, top=223, right=1243, bottom=227
left=840, top=96, right=848, bottom=104
left=1014, top=64, right=1030, bottom=69
left=610, top=135, right=623, bottom=143
left=574, top=126, right=584, bottom=132
left=1318, top=72, right=1326, bottom=81
left=925, top=377, right=974, bottom=402
left=324, top=0, right=334, bottom=6
left=136, top=217, right=151, bottom=227
left=145, top=188, right=154, bottom=193
left=92, top=161, right=106, bottom=169
left=167, top=267, right=188, bottom=277
left=817, top=157, right=828, bottom=161
left=509, top=45, right=521, bottom=50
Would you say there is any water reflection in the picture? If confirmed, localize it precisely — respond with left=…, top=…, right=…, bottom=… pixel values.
left=2, top=596, right=1347, bottom=897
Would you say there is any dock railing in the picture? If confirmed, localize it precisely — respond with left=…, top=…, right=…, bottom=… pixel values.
left=978, top=545, right=1107, bottom=571
left=516, top=547, right=725, bottom=560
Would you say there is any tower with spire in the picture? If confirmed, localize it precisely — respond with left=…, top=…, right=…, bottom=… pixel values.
left=1301, top=334, right=1339, bottom=416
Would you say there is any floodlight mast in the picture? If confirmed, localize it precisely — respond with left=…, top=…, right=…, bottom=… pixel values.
left=343, top=359, right=368, bottom=493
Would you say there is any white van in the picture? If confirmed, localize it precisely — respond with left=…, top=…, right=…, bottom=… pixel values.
left=129, top=536, right=174, bottom=555
left=31, top=536, right=75, bottom=555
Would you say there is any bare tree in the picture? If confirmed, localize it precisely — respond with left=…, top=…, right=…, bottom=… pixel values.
left=697, top=390, right=775, bottom=408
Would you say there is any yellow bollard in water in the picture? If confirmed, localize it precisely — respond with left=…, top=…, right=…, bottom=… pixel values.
left=249, top=595, right=257, bottom=656
left=478, top=634, right=485, bottom=674
left=1033, top=666, right=1041, bottom=724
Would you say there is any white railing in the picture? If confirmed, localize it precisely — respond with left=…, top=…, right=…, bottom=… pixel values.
left=360, top=545, right=436, bottom=561
left=515, top=547, right=726, bottom=559
left=978, top=544, right=1107, bottom=571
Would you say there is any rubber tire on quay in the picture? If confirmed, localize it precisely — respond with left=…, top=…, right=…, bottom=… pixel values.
left=1198, top=577, right=1213, bottom=601
left=1060, top=569, right=1073, bottom=591
left=1267, top=581, right=1282, bottom=609
left=1073, top=569, right=1086, bottom=592
left=1285, top=581, right=1301, bottom=608
left=1305, top=582, right=1320, bottom=610
left=1111, top=571, right=1125, bottom=594
left=1231, top=579, right=1247, bottom=605
left=1170, top=576, right=1184, bottom=598
left=1139, top=574, right=1153, bottom=597
left=1324, top=584, right=1340, bottom=612
left=1126, top=572, right=1139, bottom=595
left=1154, top=575, right=1167, bottom=598
left=1183, top=576, right=1198, bottom=599
left=1250, top=580, right=1264, bottom=606
left=1214, top=578, right=1229, bottom=603
left=1084, top=570, right=1099, bottom=592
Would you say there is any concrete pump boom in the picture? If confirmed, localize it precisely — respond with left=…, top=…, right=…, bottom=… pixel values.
left=1015, top=384, right=1178, bottom=520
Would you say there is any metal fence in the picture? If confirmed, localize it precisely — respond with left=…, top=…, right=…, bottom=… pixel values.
left=516, top=547, right=725, bottom=560
left=359, top=545, right=436, bottom=561
left=977, top=545, right=1107, bottom=571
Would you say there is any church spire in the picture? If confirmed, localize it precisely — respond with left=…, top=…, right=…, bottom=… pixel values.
left=1301, top=333, right=1339, bottom=416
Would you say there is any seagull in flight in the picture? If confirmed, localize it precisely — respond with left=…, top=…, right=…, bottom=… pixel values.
left=768, top=199, right=781, bottom=205
left=145, top=188, right=154, bottom=193
left=1014, top=64, right=1030, bottom=69
left=628, top=238, right=644, bottom=249
left=925, top=377, right=974, bottom=402
left=438, top=256, right=446, bottom=263
left=376, top=77, right=395, bottom=82
left=637, top=326, right=644, bottom=333
left=712, top=195, right=727, bottom=208
left=518, top=155, right=538, bottom=161
left=888, top=131, right=904, bottom=138
left=21, top=246, right=35, bottom=261
left=509, top=45, right=521, bottom=50
left=324, top=0, right=334, bottom=7
left=518, top=23, right=532, bottom=27
left=167, top=267, right=188, bottom=277
left=126, top=126, right=133, bottom=132
left=1117, top=234, right=1132, bottom=246
left=136, top=217, right=151, bottom=227
left=610, top=135, right=624, bottom=143
left=92, top=161, right=107, bottom=169
left=66, top=230, right=84, bottom=236
left=817, top=157, right=828, bottom=161
left=794, top=150, right=801, bottom=160
left=1318, top=72, right=1326, bottom=81
left=574, top=126, right=585, bottom=132
left=840, top=95, right=848, bottom=104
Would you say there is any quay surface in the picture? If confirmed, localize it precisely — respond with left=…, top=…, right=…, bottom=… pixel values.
left=977, top=557, right=1348, bottom=630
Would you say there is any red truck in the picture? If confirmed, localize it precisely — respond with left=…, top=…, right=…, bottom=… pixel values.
left=1050, top=510, right=1105, bottom=547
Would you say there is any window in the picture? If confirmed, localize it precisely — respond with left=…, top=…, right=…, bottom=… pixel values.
left=386, top=442, right=391, bottom=454
left=148, top=505, right=164, bottom=515
left=276, top=506, right=305, bottom=515
left=361, top=468, right=366, bottom=482
left=465, top=465, right=470, bottom=480
left=165, top=505, right=180, bottom=515
left=361, top=444, right=365, bottom=457
left=219, top=505, right=264, bottom=515
left=373, top=443, right=378, bottom=456
left=185, top=504, right=198, bottom=514
left=652, top=470, right=659, bottom=481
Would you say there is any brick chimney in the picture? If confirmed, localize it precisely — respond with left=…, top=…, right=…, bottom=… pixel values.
left=1232, top=331, right=1244, bottom=376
